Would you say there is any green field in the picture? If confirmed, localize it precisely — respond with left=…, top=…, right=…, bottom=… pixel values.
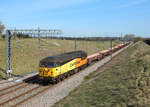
left=53, top=41, right=150, bottom=107
left=0, top=38, right=121, bottom=78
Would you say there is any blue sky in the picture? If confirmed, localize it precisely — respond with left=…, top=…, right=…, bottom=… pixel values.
left=0, top=0, right=150, bottom=37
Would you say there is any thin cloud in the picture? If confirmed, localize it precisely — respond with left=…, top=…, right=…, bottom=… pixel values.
left=31, top=0, right=98, bottom=10
left=0, top=0, right=101, bottom=13
left=118, top=0, right=148, bottom=8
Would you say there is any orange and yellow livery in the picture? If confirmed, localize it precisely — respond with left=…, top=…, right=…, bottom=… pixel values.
left=39, top=51, right=87, bottom=81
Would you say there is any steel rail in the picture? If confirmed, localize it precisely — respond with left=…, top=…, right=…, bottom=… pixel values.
left=0, top=82, right=23, bottom=92
left=0, top=85, right=41, bottom=106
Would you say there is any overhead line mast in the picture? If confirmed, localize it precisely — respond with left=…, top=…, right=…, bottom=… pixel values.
left=5, top=28, right=63, bottom=79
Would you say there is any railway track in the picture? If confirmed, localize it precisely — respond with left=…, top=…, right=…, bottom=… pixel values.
left=0, top=83, right=29, bottom=97
left=0, top=81, right=24, bottom=93
left=13, top=85, right=52, bottom=107
left=0, top=69, right=84, bottom=107
left=0, top=75, right=40, bottom=107
left=0, top=75, right=38, bottom=96
left=0, top=85, right=43, bottom=107
left=12, top=73, right=79, bottom=107
left=0, top=78, right=58, bottom=107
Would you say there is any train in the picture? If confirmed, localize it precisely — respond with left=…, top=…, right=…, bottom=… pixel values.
left=39, top=42, right=130, bottom=83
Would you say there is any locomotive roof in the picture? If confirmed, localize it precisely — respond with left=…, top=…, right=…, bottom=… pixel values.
left=40, top=50, right=87, bottom=63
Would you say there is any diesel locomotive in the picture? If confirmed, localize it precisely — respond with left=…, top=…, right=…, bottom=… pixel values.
left=39, top=51, right=87, bottom=83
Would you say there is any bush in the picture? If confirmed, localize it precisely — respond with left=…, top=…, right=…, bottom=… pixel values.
left=134, top=37, right=142, bottom=43
left=2, top=34, right=5, bottom=39
left=16, top=33, right=30, bottom=38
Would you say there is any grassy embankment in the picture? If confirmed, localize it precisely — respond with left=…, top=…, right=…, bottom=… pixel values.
left=53, top=41, right=150, bottom=107
left=0, top=38, right=120, bottom=78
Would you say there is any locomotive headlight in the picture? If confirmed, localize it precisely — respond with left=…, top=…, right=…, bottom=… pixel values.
left=45, top=68, right=48, bottom=71
left=45, top=68, right=49, bottom=73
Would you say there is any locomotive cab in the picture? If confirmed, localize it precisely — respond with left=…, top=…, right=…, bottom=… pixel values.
left=39, top=61, right=61, bottom=79
left=39, top=51, right=87, bottom=82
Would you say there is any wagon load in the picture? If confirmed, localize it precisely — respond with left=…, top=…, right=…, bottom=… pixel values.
left=99, top=49, right=111, bottom=56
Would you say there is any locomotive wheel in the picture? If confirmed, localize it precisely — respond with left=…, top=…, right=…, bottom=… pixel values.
left=74, top=68, right=78, bottom=73
left=64, top=73, right=67, bottom=78
left=67, top=72, right=70, bottom=77
left=57, top=76, right=61, bottom=82
left=62, top=75, right=66, bottom=80
left=69, top=70, right=73, bottom=75
left=51, top=80, right=56, bottom=84
left=60, top=75, right=64, bottom=81
left=65, top=72, right=69, bottom=78
left=52, top=77, right=60, bottom=84
left=72, top=70, right=76, bottom=74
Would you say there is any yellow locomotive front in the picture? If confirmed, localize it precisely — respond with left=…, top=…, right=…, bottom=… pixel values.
left=39, top=61, right=60, bottom=80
